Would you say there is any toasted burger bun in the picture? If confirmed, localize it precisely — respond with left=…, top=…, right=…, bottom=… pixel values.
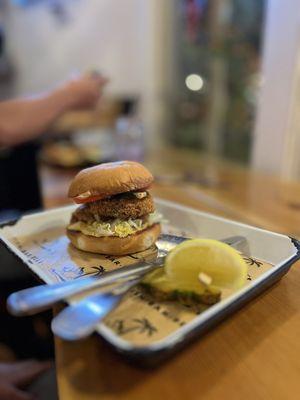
left=68, top=161, right=153, bottom=199
left=67, top=223, right=161, bottom=255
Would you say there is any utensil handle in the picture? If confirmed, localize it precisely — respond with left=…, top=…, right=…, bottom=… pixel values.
left=51, top=279, right=139, bottom=340
left=7, top=260, right=158, bottom=316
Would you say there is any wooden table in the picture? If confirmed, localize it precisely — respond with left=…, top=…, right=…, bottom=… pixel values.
left=39, top=148, right=300, bottom=400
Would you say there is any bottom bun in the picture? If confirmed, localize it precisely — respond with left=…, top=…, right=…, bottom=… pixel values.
left=67, top=223, right=161, bottom=255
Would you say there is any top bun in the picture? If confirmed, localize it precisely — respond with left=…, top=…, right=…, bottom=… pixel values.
left=68, top=161, right=153, bottom=199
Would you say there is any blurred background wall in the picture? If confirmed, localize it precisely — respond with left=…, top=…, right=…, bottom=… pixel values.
left=4, top=0, right=147, bottom=97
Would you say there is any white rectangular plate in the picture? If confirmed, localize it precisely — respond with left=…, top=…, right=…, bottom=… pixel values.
left=0, top=198, right=299, bottom=365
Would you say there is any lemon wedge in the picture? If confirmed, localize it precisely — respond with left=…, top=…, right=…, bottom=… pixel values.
left=165, top=239, right=247, bottom=290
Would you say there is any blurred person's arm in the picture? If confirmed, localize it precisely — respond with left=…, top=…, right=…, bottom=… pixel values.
left=0, top=74, right=107, bottom=147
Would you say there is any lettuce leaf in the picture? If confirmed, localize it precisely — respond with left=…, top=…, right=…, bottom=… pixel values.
left=68, top=211, right=164, bottom=238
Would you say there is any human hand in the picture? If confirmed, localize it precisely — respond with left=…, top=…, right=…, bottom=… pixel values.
left=62, top=72, right=108, bottom=110
left=0, top=359, right=52, bottom=400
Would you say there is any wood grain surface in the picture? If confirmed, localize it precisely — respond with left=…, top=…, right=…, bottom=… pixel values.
left=55, top=266, right=300, bottom=400
left=39, top=148, right=300, bottom=400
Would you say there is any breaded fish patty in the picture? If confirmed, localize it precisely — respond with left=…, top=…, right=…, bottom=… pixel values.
left=72, top=192, right=154, bottom=222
